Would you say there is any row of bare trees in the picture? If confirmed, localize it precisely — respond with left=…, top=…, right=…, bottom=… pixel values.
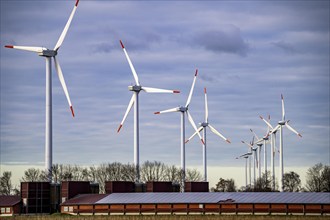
left=211, top=163, right=330, bottom=192
left=1, top=161, right=202, bottom=194
left=1, top=162, right=328, bottom=195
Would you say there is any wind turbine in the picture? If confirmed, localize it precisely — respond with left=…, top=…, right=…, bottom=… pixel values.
left=185, top=87, right=231, bottom=182
left=117, top=40, right=180, bottom=183
left=250, top=128, right=270, bottom=180
left=236, top=152, right=252, bottom=189
left=5, top=0, right=80, bottom=181
left=241, top=137, right=258, bottom=186
left=268, top=94, right=302, bottom=192
left=154, top=69, right=204, bottom=192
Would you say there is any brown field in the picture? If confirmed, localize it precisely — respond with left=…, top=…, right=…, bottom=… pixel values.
left=3, top=214, right=329, bottom=220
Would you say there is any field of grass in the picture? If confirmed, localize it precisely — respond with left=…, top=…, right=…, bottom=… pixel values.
left=4, top=214, right=329, bottom=220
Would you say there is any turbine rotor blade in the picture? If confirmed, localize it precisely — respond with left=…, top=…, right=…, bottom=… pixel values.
left=5, top=45, right=45, bottom=53
left=241, top=140, right=253, bottom=148
left=208, top=124, right=231, bottom=143
left=186, top=126, right=203, bottom=143
left=120, top=40, right=140, bottom=86
left=154, top=107, right=179, bottom=114
left=142, top=87, right=180, bottom=93
left=53, top=57, right=74, bottom=117
left=239, top=152, right=252, bottom=158
left=117, top=94, right=135, bottom=132
left=185, top=69, right=198, bottom=107
left=259, top=115, right=274, bottom=130
left=281, top=94, right=285, bottom=121
left=250, top=128, right=259, bottom=140
left=204, top=87, right=209, bottom=123
left=186, top=110, right=204, bottom=145
left=285, top=122, right=302, bottom=137
left=54, top=0, right=80, bottom=51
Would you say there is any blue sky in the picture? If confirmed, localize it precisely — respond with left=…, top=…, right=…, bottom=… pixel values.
left=0, top=0, right=329, bottom=184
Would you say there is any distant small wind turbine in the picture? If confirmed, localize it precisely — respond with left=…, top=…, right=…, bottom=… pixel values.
left=185, top=87, right=231, bottom=182
left=154, top=70, right=203, bottom=192
left=117, top=40, right=180, bottom=183
left=5, top=0, right=80, bottom=181
left=236, top=152, right=252, bottom=188
left=268, top=94, right=302, bottom=192
left=242, top=136, right=258, bottom=186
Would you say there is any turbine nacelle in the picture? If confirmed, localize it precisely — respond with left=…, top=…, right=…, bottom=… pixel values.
left=128, top=85, right=142, bottom=92
left=39, top=49, right=57, bottom=57
left=179, top=106, right=188, bottom=112
left=200, top=122, right=209, bottom=127
left=278, top=120, right=286, bottom=125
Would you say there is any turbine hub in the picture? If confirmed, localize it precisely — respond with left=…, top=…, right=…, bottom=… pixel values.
left=179, top=106, right=187, bottom=112
left=128, top=85, right=142, bottom=92
left=201, top=122, right=208, bottom=127
left=278, top=121, right=286, bottom=125
left=39, top=49, right=57, bottom=57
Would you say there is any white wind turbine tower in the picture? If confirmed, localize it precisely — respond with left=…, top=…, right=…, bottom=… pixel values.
left=117, top=40, right=180, bottom=183
left=154, top=70, right=204, bottom=192
left=241, top=137, right=258, bottom=186
left=185, top=87, right=231, bottom=182
left=268, top=94, right=302, bottom=192
left=5, top=0, right=80, bottom=182
left=236, top=152, right=252, bottom=188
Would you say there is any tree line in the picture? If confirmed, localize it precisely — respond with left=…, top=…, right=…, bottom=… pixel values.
left=0, top=161, right=201, bottom=194
left=211, top=163, right=330, bottom=192
left=1, top=162, right=329, bottom=195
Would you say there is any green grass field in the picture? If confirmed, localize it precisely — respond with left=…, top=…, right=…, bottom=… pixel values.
left=4, top=214, right=329, bottom=220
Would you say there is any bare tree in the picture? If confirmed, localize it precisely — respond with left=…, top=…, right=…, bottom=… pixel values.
left=321, top=165, right=330, bottom=192
left=186, top=168, right=202, bottom=182
left=305, top=163, right=329, bottom=192
left=163, top=165, right=180, bottom=183
left=254, top=171, right=272, bottom=192
left=140, top=161, right=166, bottom=182
left=212, top=178, right=236, bottom=192
left=21, top=168, right=43, bottom=182
left=0, top=171, right=13, bottom=195
left=283, top=171, right=301, bottom=192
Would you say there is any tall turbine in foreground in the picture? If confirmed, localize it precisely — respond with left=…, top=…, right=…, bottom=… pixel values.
left=269, top=94, right=302, bottom=192
left=186, top=87, right=231, bottom=181
left=154, top=70, right=203, bottom=192
left=5, top=0, right=80, bottom=181
left=117, top=40, right=180, bottom=183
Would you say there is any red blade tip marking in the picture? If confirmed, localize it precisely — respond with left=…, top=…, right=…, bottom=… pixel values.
left=120, top=40, right=125, bottom=49
left=185, top=140, right=189, bottom=143
left=281, top=94, right=284, bottom=99
left=195, top=69, right=198, bottom=76
left=75, top=0, right=79, bottom=7
left=5, top=45, right=13, bottom=48
left=117, top=124, right=123, bottom=133
left=154, top=111, right=160, bottom=114
left=173, top=90, right=180, bottom=93
left=298, top=134, right=302, bottom=138
left=204, top=87, right=207, bottom=94
left=259, top=115, right=263, bottom=119
left=241, top=141, right=245, bottom=143
left=70, top=106, right=75, bottom=117
left=226, top=139, right=231, bottom=144
left=201, top=139, right=205, bottom=145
